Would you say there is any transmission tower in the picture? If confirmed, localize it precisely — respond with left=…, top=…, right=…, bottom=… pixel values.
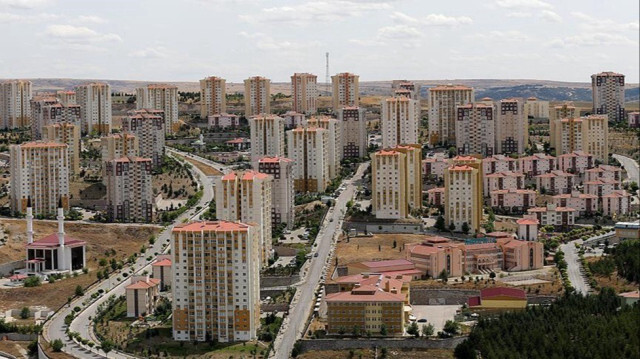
left=325, top=52, right=330, bottom=95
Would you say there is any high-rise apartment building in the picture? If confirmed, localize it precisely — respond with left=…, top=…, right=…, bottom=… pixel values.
left=392, top=80, right=419, bottom=100
left=0, top=80, right=32, bottom=129
left=199, top=76, right=226, bottom=118
left=244, top=76, right=270, bottom=116
left=444, top=156, right=482, bottom=233
left=104, top=156, right=153, bottom=222
left=56, top=90, right=76, bottom=105
left=171, top=221, right=260, bottom=342
left=258, top=157, right=295, bottom=230
left=549, top=103, right=579, bottom=150
left=495, top=98, right=527, bottom=155
left=75, top=82, right=112, bottom=135
left=136, top=84, right=179, bottom=135
left=215, top=171, right=273, bottom=267
left=306, top=116, right=341, bottom=179
left=592, top=71, right=625, bottom=122
left=249, top=114, right=285, bottom=167
left=291, top=73, right=317, bottom=114
left=331, top=72, right=359, bottom=110
left=523, top=97, right=549, bottom=119
left=287, top=127, right=329, bottom=193
left=101, top=133, right=139, bottom=161
left=371, top=145, right=422, bottom=219
left=10, top=141, right=69, bottom=216
left=42, top=123, right=81, bottom=176
left=30, top=97, right=81, bottom=140
left=337, top=107, right=367, bottom=159
left=427, top=85, right=474, bottom=146
left=381, top=93, right=420, bottom=148
left=455, top=103, right=495, bottom=157
left=552, top=115, right=608, bottom=162
left=122, top=109, right=166, bottom=168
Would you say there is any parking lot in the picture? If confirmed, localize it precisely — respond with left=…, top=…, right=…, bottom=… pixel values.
left=410, top=305, right=461, bottom=332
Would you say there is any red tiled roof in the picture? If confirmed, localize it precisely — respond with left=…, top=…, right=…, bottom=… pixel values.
left=126, top=278, right=161, bottom=290
left=619, top=291, right=639, bottom=298
left=173, top=221, right=251, bottom=233
left=517, top=218, right=539, bottom=225
left=152, top=258, right=172, bottom=267
left=259, top=156, right=293, bottom=163
left=326, top=288, right=405, bottom=303
left=26, top=233, right=86, bottom=249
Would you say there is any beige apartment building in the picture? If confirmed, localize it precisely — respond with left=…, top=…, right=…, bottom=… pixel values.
left=215, top=171, right=273, bottom=267
left=42, top=123, right=81, bottom=176
left=282, top=111, right=306, bottom=129
left=523, top=97, right=549, bottom=119
left=56, top=90, right=76, bottom=105
left=592, top=71, right=625, bottom=122
left=258, top=156, right=295, bottom=229
left=244, top=76, right=270, bottom=116
left=291, top=73, right=317, bottom=114
left=151, top=255, right=172, bottom=291
left=171, top=221, right=260, bottom=343
left=392, top=80, right=419, bottom=100
left=75, top=82, right=112, bottom=134
left=10, top=141, right=70, bottom=216
left=136, top=84, right=179, bottom=135
left=331, top=72, right=359, bottom=110
left=199, top=76, right=226, bottom=118
left=428, top=85, right=474, bottom=146
left=549, top=103, right=579, bottom=150
left=101, top=133, right=139, bottom=161
left=0, top=80, right=32, bottom=129
left=557, top=151, right=594, bottom=176
left=307, top=116, right=341, bottom=179
left=122, top=109, right=166, bottom=168
left=553, top=115, right=608, bottom=162
left=483, top=154, right=520, bottom=175
left=104, top=156, right=153, bottom=222
left=337, top=107, right=367, bottom=159
left=287, top=126, right=329, bottom=193
left=455, top=103, right=495, bottom=157
left=371, top=145, right=422, bottom=219
left=495, top=98, right=527, bottom=155
left=126, top=275, right=160, bottom=318
left=444, top=156, right=482, bottom=233
left=249, top=114, right=285, bottom=167
left=520, top=153, right=556, bottom=177
left=535, top=170, right=575, bottom=195
left=30, top=97, right=81, bottom=140
left=381, top=93, right=420, bottom=148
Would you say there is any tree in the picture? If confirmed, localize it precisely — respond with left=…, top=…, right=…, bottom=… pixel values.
left=461, top=222, right=470, bottom=234
left=75, top=285, right=84, bottom=296
left=51, top=339, right=64, bottom=352
left=443, top=320, right=460, bottom=335
left=380, top=323, right=388, bottom=336
left=448, top=146, right=457, bottom=158
left=449, top=223, right=456, bottom=233
left=435, top=216, right=446, bottom=232
left=392, top=240, right=397, bottom=249
left=629, top=181, right=639, bottom=193
left=438, top=269, right=449, bottom=283
left=407, top=322, right=420, bottom=337
left=421, top=323, right=435, bottom=337
left=24, top=276, right=41, bottom=287
left=100, top=339, right=113, bottom=355
left=20, top=307, right=30, bottom=319
left=352, top=325, right=360, bottom=337
left=489, top=271, right=496, bottom=279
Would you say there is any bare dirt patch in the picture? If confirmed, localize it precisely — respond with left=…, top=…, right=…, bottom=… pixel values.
left=299, top=348, right=454, bottom=359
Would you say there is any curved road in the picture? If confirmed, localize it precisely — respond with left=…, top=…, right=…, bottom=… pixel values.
left=43, top=150, right=219, bottom=358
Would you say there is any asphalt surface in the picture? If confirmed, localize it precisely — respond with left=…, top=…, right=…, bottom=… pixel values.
left=613, top=154, right=640, bottom=186
left=559, top=240, right=590, bottom=296
left=271, top=162, right=369, bottom=359
left=43, top=150, right=217, bottom=359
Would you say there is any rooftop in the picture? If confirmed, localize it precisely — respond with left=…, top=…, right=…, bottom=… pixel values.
left=173, top=221, right=251, bottom=233
left=26, top=233, right=86, bottom=249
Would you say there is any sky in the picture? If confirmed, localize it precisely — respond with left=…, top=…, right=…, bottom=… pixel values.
left=0, top=0, right=638, bottom=83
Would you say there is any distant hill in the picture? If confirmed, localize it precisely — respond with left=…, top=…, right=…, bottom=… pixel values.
left=9, top=78, right=639, bottom=103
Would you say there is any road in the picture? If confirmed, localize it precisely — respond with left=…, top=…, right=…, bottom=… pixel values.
left=613, top=154, right=639, bottom=185
left=559, top=240, right=590, bottom=296
left=271, top=162, right=369, bottom=359
left=43, top=151, right=218, bottom=359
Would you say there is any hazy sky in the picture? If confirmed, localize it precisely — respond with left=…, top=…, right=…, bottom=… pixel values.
left=1, top=0, right=638, bottom=83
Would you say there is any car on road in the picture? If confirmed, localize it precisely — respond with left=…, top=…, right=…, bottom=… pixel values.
left=314, top=253, right=319, bottom=257
left=329, top=218, right=334, bottom=222
left=417, top=318, right=427, bottom=323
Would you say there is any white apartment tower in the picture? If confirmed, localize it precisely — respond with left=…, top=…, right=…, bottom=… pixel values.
left=495, top=98, right=527, bottom=155
left=244, top=76, right=270, bottom=116
left=215, top=171, right=273, bottom=267
left=56, top=90, right=77, bottom=105
left=10, top=141, right=70, bottom=216
left=0, top=80, right=32, bottom=129
left=75, top=82, right=112, bottom=135
left=42, top=123, right=81, bottom=176
left=291, top=73, right=318, bottom=114
left=337, top=107, right=367, bottom=159
left=332, top=72, right=359, bottom=110
left=428, top=85, right=474, bottom=146
left=455, top=103, right=495, bottom=157
left=104, top=156, right=153, bottom=222
left=136, top=84, right=179, bottom=135
left=287, top=127, right=330, bottom=193
left=592, top=71, right=625, bottom=122
left=258, top=157, right=295, bottom=230
left=306, top=116, right=341, bottom=179
left=381, top=92, right=420, bottom=148
left=101, top=133, right=139, bottom=161
left=371, top=145, right=422, bottom=219
left=199, top=76, right=226, bottom=118
left=524, top=97, right=549, bottom=119
left=444, top=156, right=483, bottom=233
left=122, top=109, right=166, bottom=168
left=171, top=221, right=260, bottom=343
left=249, top=114, right=285, bottom=167
left=30, top=97, right=81, bottom=140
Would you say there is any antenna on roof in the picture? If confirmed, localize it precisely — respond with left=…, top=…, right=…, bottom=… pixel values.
left=325, top=52, right=330, bottom=96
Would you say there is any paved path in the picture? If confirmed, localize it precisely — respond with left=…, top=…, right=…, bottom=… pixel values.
left=560, top=240, right=590, bottom=296
left=613, top=154, right=639, bottom=185
left=271, top=162, right=369, bottom=359
left=43, top=151, right=218, bottom=359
